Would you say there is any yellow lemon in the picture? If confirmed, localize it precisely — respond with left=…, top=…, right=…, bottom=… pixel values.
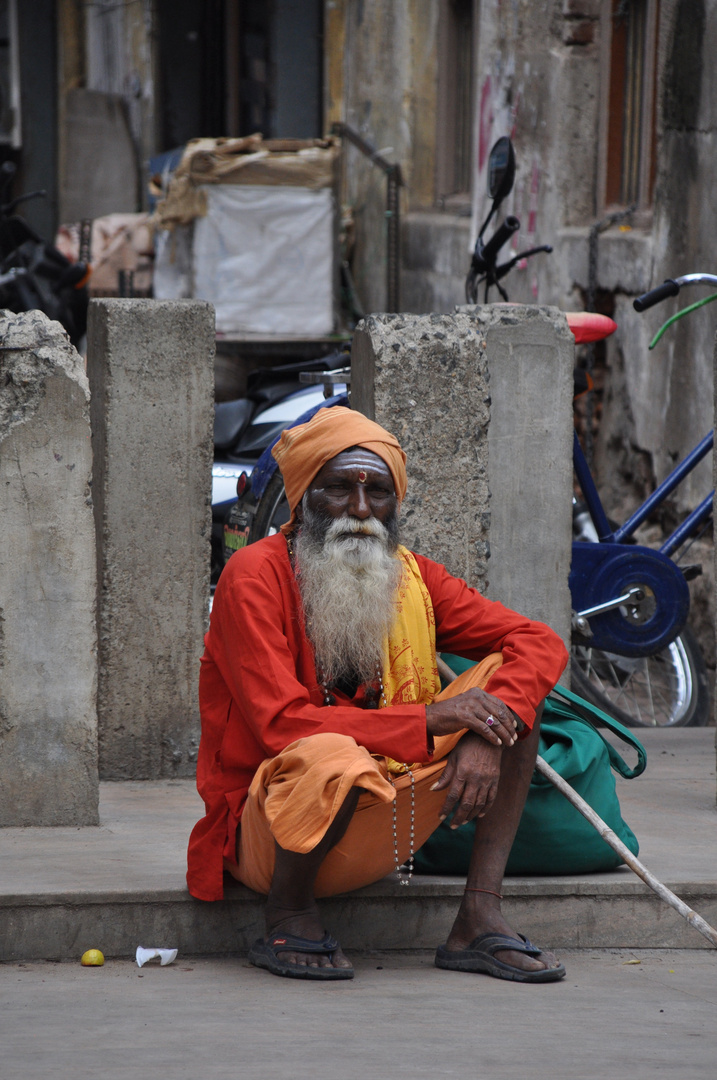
left=80, top=948, right=105, bottom=966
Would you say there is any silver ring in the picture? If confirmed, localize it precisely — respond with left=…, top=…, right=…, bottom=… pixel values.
left=485, top=715, right=496, bottom=727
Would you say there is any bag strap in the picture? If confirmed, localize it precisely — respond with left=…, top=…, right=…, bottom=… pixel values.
left=547, top=683, right=647, bottom=779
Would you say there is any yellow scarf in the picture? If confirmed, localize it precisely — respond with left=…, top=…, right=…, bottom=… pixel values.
left=381, top=546, right=440, bottom=773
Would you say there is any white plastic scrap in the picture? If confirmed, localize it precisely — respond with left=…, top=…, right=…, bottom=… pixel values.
left=136, top=946, right=178, bottom=968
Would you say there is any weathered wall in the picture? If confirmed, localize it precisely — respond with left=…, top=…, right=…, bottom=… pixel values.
left=394, top=4, right=606, bottom=328
left=337, top=0, right=440, bottom=314
left=352, top=306, right=574, bottom=645
left=611, top=0, right=717, bottom=512
left=469, top=1, right=602, bottom=307
left=388, top=0, right=717, bottom=669
left=88, top=299, right=214, bottom=779
left=401, top=212, right=472, bottom=315
left=58, top=0, right=157, bottom=219
left=0, top=311, right=98, bottom=826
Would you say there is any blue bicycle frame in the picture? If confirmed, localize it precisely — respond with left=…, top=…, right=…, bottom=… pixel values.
left=570, top=430, right=712, bottom=657
left=573, top=429, right=714, bottom=556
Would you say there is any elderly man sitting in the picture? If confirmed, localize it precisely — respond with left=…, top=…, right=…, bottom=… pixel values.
left=188, top=407, right=568, bottom=982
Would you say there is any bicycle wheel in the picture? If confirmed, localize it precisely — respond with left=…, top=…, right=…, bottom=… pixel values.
left=571, top=625, right=710, bottom=727
left=249, top=471, right=289, bottom=542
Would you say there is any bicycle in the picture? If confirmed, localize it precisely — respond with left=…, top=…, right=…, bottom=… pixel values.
left=569, top=275, right=717, bottom=727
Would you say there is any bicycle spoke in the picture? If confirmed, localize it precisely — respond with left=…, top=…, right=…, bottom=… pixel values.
left=572, top=640, right=694, bottom=727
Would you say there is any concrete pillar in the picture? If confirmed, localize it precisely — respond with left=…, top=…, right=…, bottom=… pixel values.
left=0, top=311, right=99, bottom=825
left=351, top=305, right=574, bottom=648
left=87, top=299, right=214, bottom=779
left=477, top=305, right=574, bottom=642
left=352, top=311, right=492, bottom=592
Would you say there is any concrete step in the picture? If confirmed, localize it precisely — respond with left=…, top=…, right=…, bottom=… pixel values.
left=1, top=729, right=715, bottom=962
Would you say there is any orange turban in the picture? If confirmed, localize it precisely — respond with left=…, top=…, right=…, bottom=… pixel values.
left=271, top=406, right=407, bottom=533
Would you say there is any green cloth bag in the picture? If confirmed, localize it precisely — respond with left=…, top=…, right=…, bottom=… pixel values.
left=413, top=663, right=646, bottom=876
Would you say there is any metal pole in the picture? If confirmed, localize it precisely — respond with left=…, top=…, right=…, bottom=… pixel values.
left=386, top=167, right=401, bottom=312
left=332, top=122, right=403, bottom=313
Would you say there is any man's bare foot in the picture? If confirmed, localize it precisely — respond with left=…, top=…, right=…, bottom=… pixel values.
left=443, top=892, right=563, bottom=976
left=264, top=901, right=352, bottom=971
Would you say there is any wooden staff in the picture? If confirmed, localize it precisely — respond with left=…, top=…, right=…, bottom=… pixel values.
left=435, top=656, right=717, bottom=949
left=535, top=754, right=717, bottom=949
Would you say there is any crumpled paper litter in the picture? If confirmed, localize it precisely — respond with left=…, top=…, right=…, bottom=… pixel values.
left=136, top=946, right=178, bottom=968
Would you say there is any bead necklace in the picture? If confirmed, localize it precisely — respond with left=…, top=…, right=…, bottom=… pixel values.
left=289, top=532, right=415, bottom=886
left=388, top=766, right=415, bottom=885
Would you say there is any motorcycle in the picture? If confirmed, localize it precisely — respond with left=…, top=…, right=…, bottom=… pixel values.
left=211, top=351, right=350, bottom=587
left=464, top=135, right=553, bottom=304
left=0, top=162, right=90, bottom=347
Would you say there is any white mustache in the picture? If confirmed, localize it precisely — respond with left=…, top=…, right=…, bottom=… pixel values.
left=324, top=515, right=388, bottom=542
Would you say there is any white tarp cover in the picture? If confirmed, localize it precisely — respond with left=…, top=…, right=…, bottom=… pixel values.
left=153, top=225, right=193, bottom=300
left=192, top=185, right=335, bottom=336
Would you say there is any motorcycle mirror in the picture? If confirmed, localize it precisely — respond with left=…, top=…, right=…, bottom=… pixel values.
left=487, top=137, right=516, bottom=203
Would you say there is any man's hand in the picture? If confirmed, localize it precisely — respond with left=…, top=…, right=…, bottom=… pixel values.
left=426, top=687, right=518, bottom=748
left=431, top=733, right=503, bottom=825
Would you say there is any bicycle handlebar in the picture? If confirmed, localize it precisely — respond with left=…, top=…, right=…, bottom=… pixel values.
left=633, top=280, right=680, bottom=312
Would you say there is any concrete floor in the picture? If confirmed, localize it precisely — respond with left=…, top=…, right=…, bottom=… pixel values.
left=1, top=949, right=715, bottom=1080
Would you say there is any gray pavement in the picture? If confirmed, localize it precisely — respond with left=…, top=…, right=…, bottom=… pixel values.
left=1, top=949, right=715, bottom=1079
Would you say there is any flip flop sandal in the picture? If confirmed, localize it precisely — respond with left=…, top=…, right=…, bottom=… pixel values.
left=435, top=932, right=566, bottom=983
left=248, top=931, right=355, bottom=981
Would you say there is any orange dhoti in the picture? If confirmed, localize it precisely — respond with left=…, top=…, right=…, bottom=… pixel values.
left=226, top=654, right=503, bottom=896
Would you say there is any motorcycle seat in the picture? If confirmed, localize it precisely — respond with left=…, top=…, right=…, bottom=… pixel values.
left=214, top=398, right=255, bottom=451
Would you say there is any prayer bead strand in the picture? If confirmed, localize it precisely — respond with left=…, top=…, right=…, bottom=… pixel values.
left=390, top=766, right=415, bottom=886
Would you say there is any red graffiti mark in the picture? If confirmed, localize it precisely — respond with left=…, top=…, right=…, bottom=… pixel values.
left=510, top=92, right=520, bottom=140
left=527, top=159, right=540, bottom=237
left=478, top=76, right=493, bottom=172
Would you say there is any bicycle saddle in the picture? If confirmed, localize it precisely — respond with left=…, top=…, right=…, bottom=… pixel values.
left=565, top=312, right=617, bottom=344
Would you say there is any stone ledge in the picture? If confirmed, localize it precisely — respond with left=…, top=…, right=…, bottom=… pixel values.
left=1, top=729, right=714, bottom=961
left=2, top=875, right=716, bottom=961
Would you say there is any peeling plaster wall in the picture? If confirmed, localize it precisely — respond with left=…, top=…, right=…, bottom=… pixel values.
left=85, top=0, right=157, bottom=170
left=469, top=1, right=602, bottom=310
left=467, top=0, right=717, bottom=517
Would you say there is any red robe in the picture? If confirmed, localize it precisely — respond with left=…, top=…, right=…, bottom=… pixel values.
left=187, top=534, right=568, bottom=901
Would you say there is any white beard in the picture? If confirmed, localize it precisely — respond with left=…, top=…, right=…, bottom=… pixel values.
left=294, top=504, right=402, bottom=688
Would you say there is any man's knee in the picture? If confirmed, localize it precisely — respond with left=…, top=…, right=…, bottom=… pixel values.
left=289, top=731, right=361, bottom=755
left=274, top=731, right=366, bottom=773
